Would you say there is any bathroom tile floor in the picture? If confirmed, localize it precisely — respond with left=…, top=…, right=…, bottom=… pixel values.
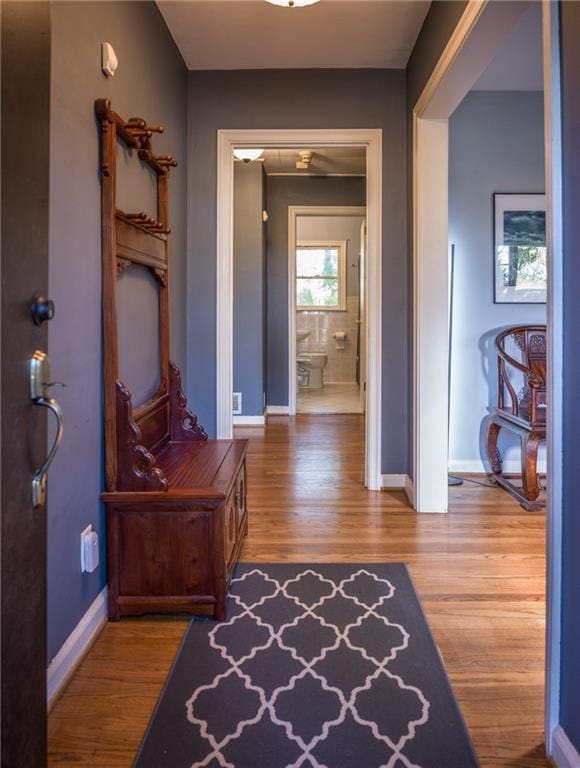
left=297, top=382, right=362, bottom=414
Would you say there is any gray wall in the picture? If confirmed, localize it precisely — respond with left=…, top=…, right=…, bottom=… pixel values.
left=187, top=70, right=407, bottom=473
left=559, top=0, right=580, bottom=752
left=449, top=91, right=546, bottom=467
left=234, top=162, right=266, bottom=416
left=48, top=1, right=187, bottom=661
left=266, top=177, right=365, bottom=405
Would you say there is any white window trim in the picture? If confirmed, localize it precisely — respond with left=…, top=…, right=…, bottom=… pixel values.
left=296, top=240, right=347, bottom=312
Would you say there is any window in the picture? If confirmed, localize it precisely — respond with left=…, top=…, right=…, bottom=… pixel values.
left=296, top=241, right=347, bottom=310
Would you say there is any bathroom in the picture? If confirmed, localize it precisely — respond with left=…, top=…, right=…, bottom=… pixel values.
left=295, top=213, right=366, bottom=414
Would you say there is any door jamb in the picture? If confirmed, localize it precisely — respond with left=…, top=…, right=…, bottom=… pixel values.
left=217, top=129, right=383, bottom=490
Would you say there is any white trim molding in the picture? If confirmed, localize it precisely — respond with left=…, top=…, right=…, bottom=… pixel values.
left=266, top=405, right=290, bottom=416
left=404, top=475, right=414, bottom=507
left=543, top=0, right=564, bottom=752
left=552, top=727, right=580, bottom=768
left=233, top=415, right=266, bottom=426
left=217, top=129, right=382, bottom=490
left=47, top=586, right=107, bottom=707
left=413, top=116, right=449, bottom=513
left=448, top=459, right=547, bottom=475
left=381, top=474, right=408, bottom=489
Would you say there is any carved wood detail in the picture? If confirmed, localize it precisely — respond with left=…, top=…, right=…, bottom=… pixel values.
left=115, top=380, right=168, bottom=492
left=169, top=362, right=208, bottom=442
left=116, top=257, right=131, bottom=276
left=486, top=325, right=547, bottom=510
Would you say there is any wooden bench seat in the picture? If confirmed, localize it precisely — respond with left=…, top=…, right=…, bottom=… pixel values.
left=102, top=367, right=248, bottom=622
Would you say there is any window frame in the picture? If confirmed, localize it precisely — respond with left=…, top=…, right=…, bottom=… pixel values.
left=295, top=240, right=348, bottom=311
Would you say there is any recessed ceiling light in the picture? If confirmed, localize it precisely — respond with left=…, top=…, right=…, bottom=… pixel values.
left=233, top=149, right=264, bottom=163
left=266, top=0, right=320, bottom=7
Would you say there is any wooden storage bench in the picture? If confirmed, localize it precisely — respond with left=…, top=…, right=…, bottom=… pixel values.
left=103, top=436, right=248, bottom=621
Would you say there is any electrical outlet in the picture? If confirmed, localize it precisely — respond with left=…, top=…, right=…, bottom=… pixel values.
left=232, top=392, right=242, bottom=415
left=80, top=525, right=100, bottom=573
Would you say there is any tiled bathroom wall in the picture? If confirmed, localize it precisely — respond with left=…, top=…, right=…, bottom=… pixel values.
left=297, top=295, right=359, bottom=383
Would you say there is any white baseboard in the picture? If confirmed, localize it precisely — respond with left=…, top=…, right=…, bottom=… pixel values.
left=381, top=474, right=408, bottom=489
left=47, top=586, right=107, bottom=707
left=552, top=726, right=580, bottom=768
left=404, top=475, right=414, bottom=507
left=266, top=405, right=290, bottom=415
left=233, top=414, right=265, bottom=426
left=448, top=458, right=547, bottom=474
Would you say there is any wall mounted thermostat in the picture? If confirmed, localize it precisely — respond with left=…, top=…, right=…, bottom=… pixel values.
left=81, top=525, right=100, bottom=573
left=101, top=42, right=118, bottom=78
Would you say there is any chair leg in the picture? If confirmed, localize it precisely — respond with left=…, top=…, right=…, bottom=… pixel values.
left=521, top=433, right=543, bottom=502
left=486, top=419, right=503, bottom=477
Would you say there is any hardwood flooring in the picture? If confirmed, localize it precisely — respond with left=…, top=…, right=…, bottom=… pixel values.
left=48, top=415, right=547, bottom=767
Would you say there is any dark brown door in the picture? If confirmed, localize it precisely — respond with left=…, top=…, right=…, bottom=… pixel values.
left=1, top=3, right=52, bottom=766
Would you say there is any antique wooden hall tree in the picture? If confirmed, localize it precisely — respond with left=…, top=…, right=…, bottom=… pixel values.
left=96, top=99, right=248, bottom=621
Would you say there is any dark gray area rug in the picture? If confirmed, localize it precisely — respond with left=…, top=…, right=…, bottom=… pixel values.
left=134, top=563, right=479, bottom=768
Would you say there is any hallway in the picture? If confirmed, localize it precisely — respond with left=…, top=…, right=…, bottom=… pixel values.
left=48, top=415, right=547, bottom=767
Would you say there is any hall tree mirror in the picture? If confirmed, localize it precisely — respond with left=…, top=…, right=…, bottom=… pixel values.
left=231, top=146, right=367, bottom=425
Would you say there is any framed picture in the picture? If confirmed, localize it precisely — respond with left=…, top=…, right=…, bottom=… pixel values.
left=494, top=193, right=547, bottom=304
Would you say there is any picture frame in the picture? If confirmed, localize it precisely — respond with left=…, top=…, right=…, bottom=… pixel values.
left=493, top=193, right=547, bottom=304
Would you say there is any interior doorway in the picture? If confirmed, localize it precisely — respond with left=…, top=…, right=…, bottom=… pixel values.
left=288, top=205, right=367, bottom=417
left=217, top=129, right=383, bottom=489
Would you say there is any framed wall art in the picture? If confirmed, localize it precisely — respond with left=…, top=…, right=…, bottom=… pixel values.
left=494, top=193, right=547, bottom=304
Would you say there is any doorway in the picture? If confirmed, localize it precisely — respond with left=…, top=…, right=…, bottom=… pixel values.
left=217, top=129, right=383, bottom=490
left=289, top=205, right=367, bottom=416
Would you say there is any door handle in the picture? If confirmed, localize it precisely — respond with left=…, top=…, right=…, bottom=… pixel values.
left=30, top=351, right=64, bottom=508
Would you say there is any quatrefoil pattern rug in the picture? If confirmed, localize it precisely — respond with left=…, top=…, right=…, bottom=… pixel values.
left=134, top=564, right=479, bottom=768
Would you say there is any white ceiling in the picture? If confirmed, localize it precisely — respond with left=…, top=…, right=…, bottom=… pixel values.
left=256, top=147, right=366, bottom=175
left=156, top=1, right=430, bottom=70
left=473, top=2, right=543, bottom=91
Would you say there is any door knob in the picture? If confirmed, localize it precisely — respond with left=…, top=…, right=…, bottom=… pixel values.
left=31, top=293, right=55, bottom=325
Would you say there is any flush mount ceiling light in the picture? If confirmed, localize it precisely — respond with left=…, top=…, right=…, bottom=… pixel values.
left=265, top=0, right=320, bottom=7
left=233, top=148, right=264, bottom=163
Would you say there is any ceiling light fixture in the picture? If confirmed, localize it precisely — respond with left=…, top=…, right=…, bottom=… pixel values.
left=265, top=0, right=320, bottom=7
left=233, top=148, right=264, bottom=163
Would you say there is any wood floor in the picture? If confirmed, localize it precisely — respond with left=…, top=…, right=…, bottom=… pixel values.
left=48, top=415, right=547, bottom=767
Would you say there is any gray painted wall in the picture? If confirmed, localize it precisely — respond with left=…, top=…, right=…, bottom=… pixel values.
left=559, top=0, right=580, bottom=751
left=265, top=177, right=365, bottom=405
left=449, top=91, right=546, bottom=467
left=234, top=162, right=266, bottom=416
left=187, top=70, right=408, bottom=473
left=48, top=1, right=187, bottom=661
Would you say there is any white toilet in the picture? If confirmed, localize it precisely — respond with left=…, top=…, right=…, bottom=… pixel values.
left=297, top=351, right=327, bottom=389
